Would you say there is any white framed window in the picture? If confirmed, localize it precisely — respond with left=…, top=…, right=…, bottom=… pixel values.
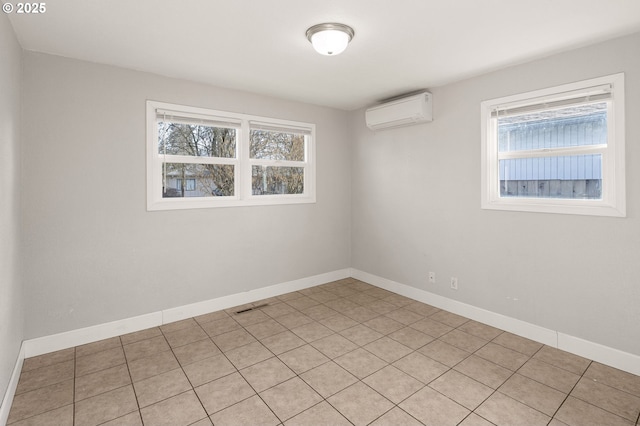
left=146, top=101, right=316, bottom=210
left=480, top=73, right=625, bottom=217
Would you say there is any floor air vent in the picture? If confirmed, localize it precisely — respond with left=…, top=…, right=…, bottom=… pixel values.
left=234, top=303, right=269, bottom=314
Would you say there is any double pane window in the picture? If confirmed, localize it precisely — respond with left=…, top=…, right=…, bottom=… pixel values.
left=147, top=101, right=315, bottom=210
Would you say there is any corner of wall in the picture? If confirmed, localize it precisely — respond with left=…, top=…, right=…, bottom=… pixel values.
left=0, top=343, right=25, bottom=425
left=0, top=10, right=25, bottom=419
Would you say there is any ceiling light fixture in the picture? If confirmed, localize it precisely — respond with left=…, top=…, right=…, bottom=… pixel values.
left=306, top=23, right=355, bottom=56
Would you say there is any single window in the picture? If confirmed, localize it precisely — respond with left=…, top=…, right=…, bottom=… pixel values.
left=481, top=74, right=625, bottom=217
left=147, top=101, right=315, bottom=210
left=249, top=122, right=309, bottom=196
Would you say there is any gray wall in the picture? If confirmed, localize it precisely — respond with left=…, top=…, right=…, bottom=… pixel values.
left=350, top=32, right=640, bottom=357
left=21, top=53, right=352, bottom=339
left=0, top=13, right=24, bottom=404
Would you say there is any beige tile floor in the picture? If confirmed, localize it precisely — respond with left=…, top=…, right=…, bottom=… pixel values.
left=7, top=278, right=640, bottom=425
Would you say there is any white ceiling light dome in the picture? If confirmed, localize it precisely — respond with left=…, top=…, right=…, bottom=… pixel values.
left=306, top=23, right=355, bottom=56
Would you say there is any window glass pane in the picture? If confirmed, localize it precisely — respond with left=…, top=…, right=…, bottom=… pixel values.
left=250, top=130, right=305, bottom=161
left=498, top=102, right=607, bottom=152
left=158, top=122, right=236, bottom=158
left=163, top=163, right=234, bottom=197
left=252, top=166, right=304, bottom=195
left=499, top=154, right=602, bottom=199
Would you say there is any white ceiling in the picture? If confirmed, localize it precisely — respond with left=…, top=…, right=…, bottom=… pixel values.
left=7, top=0, right=640, bottom=110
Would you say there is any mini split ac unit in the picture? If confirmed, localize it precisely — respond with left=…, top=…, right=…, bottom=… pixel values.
left=365, top=91, right=433, bottom=130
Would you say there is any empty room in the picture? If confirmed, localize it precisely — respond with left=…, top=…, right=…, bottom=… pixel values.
left=1, top=1, right=640, bottom=425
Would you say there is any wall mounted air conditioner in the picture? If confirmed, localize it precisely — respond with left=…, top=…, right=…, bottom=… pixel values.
left=365, top=91, right=433, bottom=130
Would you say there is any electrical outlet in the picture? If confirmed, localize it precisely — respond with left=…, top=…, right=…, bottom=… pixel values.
left=428, top=272, right=436, bottom=284
left=450, top=277, right=458, bottom=290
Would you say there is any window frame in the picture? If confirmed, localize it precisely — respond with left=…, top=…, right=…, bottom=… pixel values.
left=480, top=73, right=625, bottom=217
left=248, top=120, right=311, bottom=198
left=146, top=101, right=316, bottom=211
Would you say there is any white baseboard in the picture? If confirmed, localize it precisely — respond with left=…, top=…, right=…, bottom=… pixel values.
left=23, top=312, right=162, bottom=359
left=163, top=269, right=351, bottom=324
left=0, top=342, right=24, bottom=426
left=23, top=268, right=352, bottom=359
left=15, top=267, right=640, bottom=381
left=558, top=333, right=640, bottom=376
left=351, top=268, right=640, bottom=377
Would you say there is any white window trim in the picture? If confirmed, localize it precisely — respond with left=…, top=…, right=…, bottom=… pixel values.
left=480, top=73, right=626, bottom=217
left=146, top=101, right=316, bottom=211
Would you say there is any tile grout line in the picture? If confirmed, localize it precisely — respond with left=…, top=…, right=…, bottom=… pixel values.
left=484, top=338, right=570, bottom=420
left=546, top=356, right=590, bottom=422
left=561, top=358, right=640, bottom=425
left=121, top=333, right=144, bottom=425
left=488, top=343, right=544, bottom=417
left=72, top=346, right=77, bottom=426
left=441, top=327, right=504, bottom=424
left=258, top=305, right=341, bottom=424
left=230, top=313, right=288, bottom=425
left=416, top=318, right=508, bottom=424
left=79, top=337, right=142, bottom=424
left=168, top=318, right=235, bottom=424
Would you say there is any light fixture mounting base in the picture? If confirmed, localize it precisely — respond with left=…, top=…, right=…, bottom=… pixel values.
left=305, top=23, right=355, bottom=44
